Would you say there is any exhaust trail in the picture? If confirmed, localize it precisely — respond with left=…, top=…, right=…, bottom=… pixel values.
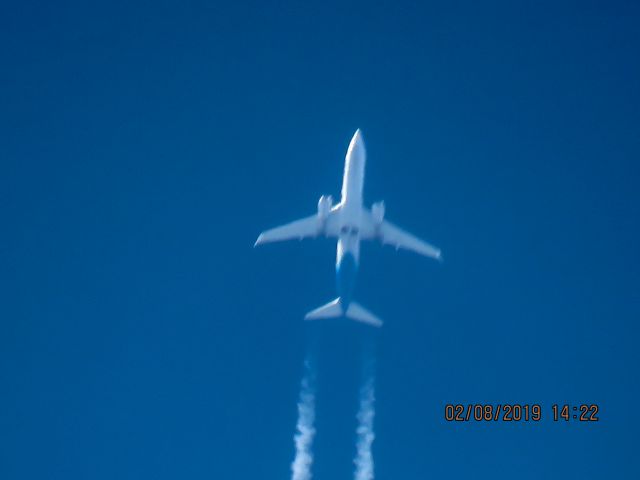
left=354, top=355, right=376, bottom=480
left=291, top=356, right=316, bottom=480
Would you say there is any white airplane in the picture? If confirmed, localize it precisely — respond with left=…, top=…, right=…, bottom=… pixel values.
left=255, top=129, right=441, bottom=327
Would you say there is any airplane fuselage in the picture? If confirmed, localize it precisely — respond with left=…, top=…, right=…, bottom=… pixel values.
left=335, top=129, right=366, bottom=311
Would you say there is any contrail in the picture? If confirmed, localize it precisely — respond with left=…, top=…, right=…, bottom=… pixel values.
left=354, top=358, right=376, bottom=480
left=291, top=356, right=316, bottom=480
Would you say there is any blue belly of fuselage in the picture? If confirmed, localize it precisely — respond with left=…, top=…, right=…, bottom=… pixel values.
left=336, top=252, right=357, bottom=312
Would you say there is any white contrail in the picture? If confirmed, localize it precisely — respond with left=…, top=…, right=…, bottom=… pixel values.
left=291, top=357, right=316, bottom=480
left=354, top=365, right=376, bottom=480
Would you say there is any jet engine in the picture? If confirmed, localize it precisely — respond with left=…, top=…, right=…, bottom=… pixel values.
left=371, top=201, right=385, bottom=225
left=317, top=195, right=333, bottom=221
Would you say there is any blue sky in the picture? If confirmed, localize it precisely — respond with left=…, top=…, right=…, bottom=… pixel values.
left=1, top=1, right=639, bottom=478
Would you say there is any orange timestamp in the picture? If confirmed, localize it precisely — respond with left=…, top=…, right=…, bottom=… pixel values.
left=444, top=404, right=600, bottom=422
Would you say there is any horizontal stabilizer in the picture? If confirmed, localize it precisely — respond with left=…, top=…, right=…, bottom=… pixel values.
left=304, top=298, right=382, bottom=327
left=304, top=298, right=343, bottom=320
left=346, top=302, right=383, bottom=327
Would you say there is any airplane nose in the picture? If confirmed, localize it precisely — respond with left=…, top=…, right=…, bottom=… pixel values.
left=349, top=128, right=364, bottom=150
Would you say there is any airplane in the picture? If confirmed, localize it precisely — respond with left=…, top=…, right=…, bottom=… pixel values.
left=254, top=129, right=441, bottom=327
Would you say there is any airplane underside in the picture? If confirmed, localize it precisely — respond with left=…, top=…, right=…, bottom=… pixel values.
left=255, top=129, right=442, bottom=327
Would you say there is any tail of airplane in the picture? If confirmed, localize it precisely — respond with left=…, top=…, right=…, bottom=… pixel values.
left=304, top=298, right=383, bottom=328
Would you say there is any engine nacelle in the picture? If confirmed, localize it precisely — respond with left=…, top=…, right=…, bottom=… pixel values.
left=317, top=195, right=333, bottom=221
left=371, top=201, right=385, bottom=224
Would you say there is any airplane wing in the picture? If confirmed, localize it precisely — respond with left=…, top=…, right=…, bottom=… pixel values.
left=378, top=220, right=442, bottom=260
left=255, top=211, right=339, bottom=246
left=361, top=211, right=442, bottom=260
